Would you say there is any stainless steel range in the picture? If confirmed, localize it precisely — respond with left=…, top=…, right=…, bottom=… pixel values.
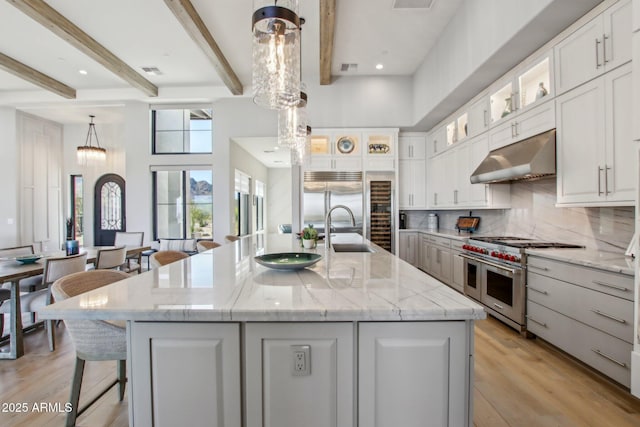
left=460, top=236, right=582, bottom=334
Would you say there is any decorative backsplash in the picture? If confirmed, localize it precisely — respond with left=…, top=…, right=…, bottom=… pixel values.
left=404, top=179, right=634, bottom=253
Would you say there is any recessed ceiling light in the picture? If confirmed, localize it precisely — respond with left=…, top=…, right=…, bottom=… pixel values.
left=273, top=146, right=279, bottom=150
left=376, top=64, right=384, bottom=70
left=78, top=69, right=88, bottom=75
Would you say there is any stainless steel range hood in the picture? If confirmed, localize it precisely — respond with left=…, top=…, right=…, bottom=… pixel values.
left=470, top=129, right=556, bottom=184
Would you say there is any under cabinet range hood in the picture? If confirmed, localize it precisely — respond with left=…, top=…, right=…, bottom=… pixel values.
left=470, top=129, right=556, bottom=184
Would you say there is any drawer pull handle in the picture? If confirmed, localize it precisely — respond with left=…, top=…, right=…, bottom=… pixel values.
left=528, top=286, right=548, bottom=295
left=591, top=348, right=627, bottom=368
left=528, top=265, right=549, bottom=272
left=591, top=309, right=626, bottom=324
left=493, top=303, right=504, bottom=310
left=592, top=280, right=629, bottom=292
left=526, top=315, right=547, bottom=328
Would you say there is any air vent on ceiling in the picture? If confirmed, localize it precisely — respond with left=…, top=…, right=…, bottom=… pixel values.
left=392, top=0, right=434, bottom=10
left=340, top=63, right=358, bottom=72
left=141, top=66, right=163, bottom=76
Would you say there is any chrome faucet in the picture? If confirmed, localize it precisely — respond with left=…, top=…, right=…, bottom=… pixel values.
left=324, top=205, right=356, bottom=248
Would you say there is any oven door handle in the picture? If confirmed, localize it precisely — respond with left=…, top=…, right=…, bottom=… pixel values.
left=458, top=253, right=521, bottom=274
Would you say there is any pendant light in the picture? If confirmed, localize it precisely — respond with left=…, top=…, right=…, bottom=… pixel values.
left=77, top=115, right=106, bottom=164
left=252, top=0, right=301, bottom=109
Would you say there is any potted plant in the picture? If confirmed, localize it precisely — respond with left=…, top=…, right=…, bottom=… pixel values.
left=301, top=224, right=318, bottom=249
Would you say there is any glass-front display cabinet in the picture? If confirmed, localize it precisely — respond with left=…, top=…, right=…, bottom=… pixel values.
left=489, top=81, right=514, bottom=123
left=517, top=56, right=551, bottom=110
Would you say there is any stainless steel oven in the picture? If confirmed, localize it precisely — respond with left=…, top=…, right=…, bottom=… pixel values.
left=460, top=253, right=525, bottom=332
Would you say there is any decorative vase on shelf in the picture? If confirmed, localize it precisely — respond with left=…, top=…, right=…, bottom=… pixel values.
left=535, top=82, right=548, bottom=100
left=501, top=96, right=512, bottom=118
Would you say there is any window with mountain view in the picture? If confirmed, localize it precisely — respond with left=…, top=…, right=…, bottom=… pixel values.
left=152, top=108, right=212, bottom=154
left=152, top=169, right=213, bottom=239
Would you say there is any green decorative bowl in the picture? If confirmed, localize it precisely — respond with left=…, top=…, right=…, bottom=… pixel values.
left=254, top=252, right=322, bottom=270
left=15, top=255, right=43, bottom=264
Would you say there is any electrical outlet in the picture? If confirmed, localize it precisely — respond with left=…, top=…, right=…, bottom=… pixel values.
left=291, top=345, right=310, bottom=376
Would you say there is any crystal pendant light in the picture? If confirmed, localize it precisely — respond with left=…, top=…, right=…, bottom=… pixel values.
left=290, top=125, right=311, bottom=165
left=77, top=115, right=106, bottom=165
left=252, top=0, right=300, bottom=109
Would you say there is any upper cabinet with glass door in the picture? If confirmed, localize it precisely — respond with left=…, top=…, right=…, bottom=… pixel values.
left=307, top=131, right=363, bottom=171
left=364, top=130, right=397, bottom=171
left=489, top=52, right=552, bottom=124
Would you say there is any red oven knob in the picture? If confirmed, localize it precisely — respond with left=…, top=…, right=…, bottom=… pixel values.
left=508, top=255, right=516, bottom=262
left=463, top=244, right=469, bottom=250
left=497, top=253, right=505, bottom=259
left=491, top=251, right=497, bottom=257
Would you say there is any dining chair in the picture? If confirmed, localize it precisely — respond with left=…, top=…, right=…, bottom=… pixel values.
left=224, top=235, right=240, bottom=243
left=196, top=240, right=221, bottom=252
left=149, top=250, right=190, bottom=268
left=51, top=270, right=130, bottom=427
left=93, top=246, right=127, bottom=270
left=42, top=252, right=89, bottom=351
left=0, top=245, right=46, bottom=324
left=114, top=231, right=144, bottom=274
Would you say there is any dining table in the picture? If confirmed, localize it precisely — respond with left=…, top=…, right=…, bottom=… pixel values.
left=0, top=245, right=150, bottom=360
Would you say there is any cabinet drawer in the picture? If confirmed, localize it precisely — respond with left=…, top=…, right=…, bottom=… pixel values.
left=421, top=233, right=451, bottom=249
left=450, top=240, right=465, bottom=252
left=527, top=273, right=633, bottom=343
left=527, top=256, right=633, bottom=301
left=527, top=301, right=631, bottom=387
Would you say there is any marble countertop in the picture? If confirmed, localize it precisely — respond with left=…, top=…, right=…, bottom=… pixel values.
left=40, top=233, right=485, bottom=323
left=526, top=248, right=634, bottom=276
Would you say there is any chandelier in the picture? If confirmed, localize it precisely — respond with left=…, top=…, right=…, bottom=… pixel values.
left=252, top=0, right=301, bottom=109
left=77, top=115, right=106, bottom=164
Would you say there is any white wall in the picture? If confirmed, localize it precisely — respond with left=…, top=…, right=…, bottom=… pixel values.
left=61, top=121, right=126, bottom=246
left=0, top=108, right=19, bottom=247
left=267, top=168, right=293, bottom=234
left=230, top=141, right=269, bottom=235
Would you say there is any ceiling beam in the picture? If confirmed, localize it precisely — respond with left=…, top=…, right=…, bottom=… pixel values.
left=164, top=0, right=243, bottom=95
left=0, top=51, right=76, bottom=99
left=319, top=0, right=336, bottom=85
left=7, top=0, right=158, bottom=97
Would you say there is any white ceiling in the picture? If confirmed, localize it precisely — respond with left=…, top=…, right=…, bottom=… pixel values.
left=0, top=0, right=601, bottom=166
left=233, top=137, right=290, bottom=169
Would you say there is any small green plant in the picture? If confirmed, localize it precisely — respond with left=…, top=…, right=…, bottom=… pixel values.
left=302, top=224, right=318, bottom=241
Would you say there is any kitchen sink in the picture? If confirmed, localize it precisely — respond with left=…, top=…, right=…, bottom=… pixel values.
left=332, top=243, right=374, bottom=253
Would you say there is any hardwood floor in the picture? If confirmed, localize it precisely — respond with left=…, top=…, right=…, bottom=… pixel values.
left=1, top=315, right=639, bottom=426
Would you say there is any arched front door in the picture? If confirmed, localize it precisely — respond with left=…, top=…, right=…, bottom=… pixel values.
left=94, top=173, right=126, bottom=245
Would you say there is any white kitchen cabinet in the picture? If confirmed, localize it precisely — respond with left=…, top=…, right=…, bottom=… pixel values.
left=450, top=240, right=465, bottom=294
left=526, top=255, right=634, bottom=387
left=399, top=231, right=420, bottom=267
left=307, top=132, right=363, bottom=171
left=633, top=32, right=640, bottom=141
left=398, top=134, right=426, bottom=160
left=555, top=0, right=631, bottom=95
left=129, top=322, right=242, bottom=427
left=634, top=0, right=640, bottom=32
left=364, top=131, right=397, bottom=171
left=427, top=135, right=510, bottom=210
left=428, top=125, right=446, bottom=158
left=244, top=323, right=354, bottom=427
left=466, top=94, right=490, bottom=138
left=399, top=159, right=426, bottom=209
left=359, top=321, right=472, bottom=427
left=488, top=99, right=555, bottom=150
left=556, top=63, right=634, bottom=206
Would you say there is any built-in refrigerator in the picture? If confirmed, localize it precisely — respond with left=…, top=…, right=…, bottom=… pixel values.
left=302, top=171, right=364, bottom=234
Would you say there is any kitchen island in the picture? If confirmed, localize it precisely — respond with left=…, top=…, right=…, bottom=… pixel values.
left=40, top=233, right=485, bottom=427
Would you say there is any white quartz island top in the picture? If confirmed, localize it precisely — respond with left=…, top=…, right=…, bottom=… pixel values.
left=40, top=233, right=485, bottom=322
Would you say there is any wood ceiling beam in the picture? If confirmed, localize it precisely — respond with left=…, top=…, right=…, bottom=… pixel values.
left=164, top=0, right=243, bottom=95
left=0, top=51, right=76, bottom=98
left=319, top=0, right=336, bottom=85
left=7, top=0, right=158, bottom=97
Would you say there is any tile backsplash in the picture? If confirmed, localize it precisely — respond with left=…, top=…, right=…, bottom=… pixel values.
left=403, top=179, right=634, bottom=252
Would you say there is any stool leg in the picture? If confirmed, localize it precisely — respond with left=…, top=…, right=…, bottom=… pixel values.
left=117, top=360, right=126, bottom=401
left=67, top=357, right=85, bottom=427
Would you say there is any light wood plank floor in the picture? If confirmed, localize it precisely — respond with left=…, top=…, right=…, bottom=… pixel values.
left=1, top=315, right=639, bottom=426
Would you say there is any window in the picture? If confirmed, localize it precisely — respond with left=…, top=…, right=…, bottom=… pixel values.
left=70, top=175, right=84, bottom=245
left=234, top=170, right=251, bottom=236
left=152, top=108, right=212, bottom=154
left=255, top=180, right=265, bottom=232
left=153, top=169, right=213, bottom=239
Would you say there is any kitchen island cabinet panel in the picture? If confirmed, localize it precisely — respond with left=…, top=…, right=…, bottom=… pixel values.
left=244, top=323, right=354, bottom=427
left=359, top=321, right=472, bottom=427
left=129, top=322, right=241, bottom=427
